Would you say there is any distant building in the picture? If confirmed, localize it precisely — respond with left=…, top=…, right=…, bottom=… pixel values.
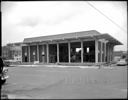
left=2, top=46, right=10, bottom=59
left=21, top=30, right=122, bottom=64
left=113, top=51, right=127, bottom=62
left=2, top=42, right=22, bottom=62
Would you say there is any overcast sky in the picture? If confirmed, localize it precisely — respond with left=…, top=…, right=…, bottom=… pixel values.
left=1, top=1, right=127, bottom=51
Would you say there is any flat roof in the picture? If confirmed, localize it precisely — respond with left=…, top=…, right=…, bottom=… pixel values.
left=23, top=30, right=122, bottom=45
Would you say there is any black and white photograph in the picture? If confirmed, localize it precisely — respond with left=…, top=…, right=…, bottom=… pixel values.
left=1, top=1, right=127, bottom=99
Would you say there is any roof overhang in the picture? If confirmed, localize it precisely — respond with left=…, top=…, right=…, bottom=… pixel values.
left=23, top=33, right=122, bottom=46
left=93, top=34, right=123, bottom=45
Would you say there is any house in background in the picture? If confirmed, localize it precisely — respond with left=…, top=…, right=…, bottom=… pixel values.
left=21, top=30, right=122, bottom=65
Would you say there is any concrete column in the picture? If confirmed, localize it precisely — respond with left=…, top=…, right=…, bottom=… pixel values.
left=21, top=46, right=23, bottom=62
left=46, top=43, right=49, bottom=63
left=81, top=41, right=83, bottom=63
left=42, top=45, right=45, bottom=63
left=104, top=42, right=106, bottom=62
left=107, top=44, right=109, bottom=62
left=111, top=45, right=114, bottom=62
left=107, top=44, right=110, bottom=62
left=95, top=40, right=98, bottom=63
left=28, top=45, right=31, bottom=62
left=37, top=45, right=39, bottom=61
left=109, top=45, right=112, bottom=62
left=101, top=42, right=103, bottom=62
left=57, top=43, right=59, bottom=63
left=68, top=42, right=71, bottom=63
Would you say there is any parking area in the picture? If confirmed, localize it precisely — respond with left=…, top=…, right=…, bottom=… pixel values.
left=1, top=65, right=127, bottom=99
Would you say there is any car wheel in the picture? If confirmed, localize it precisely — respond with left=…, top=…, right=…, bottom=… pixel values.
left=1, top=79, right=6, bottom=85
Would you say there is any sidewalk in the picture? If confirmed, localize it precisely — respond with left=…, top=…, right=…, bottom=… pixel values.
left=1, top=94, right=31, bottom=99
left=9, top=64, right=119, bottom=69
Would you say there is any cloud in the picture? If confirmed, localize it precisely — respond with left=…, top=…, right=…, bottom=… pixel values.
left=1, top=1, right=16, bottom=14
left=2, top=1, right=127, bottom=51
left=18, top=17, right=40, bottom=27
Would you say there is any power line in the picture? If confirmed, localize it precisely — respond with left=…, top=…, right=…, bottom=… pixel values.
left=86, top=1, right=127, bottom=32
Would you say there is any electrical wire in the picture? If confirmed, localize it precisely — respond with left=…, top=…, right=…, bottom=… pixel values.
left=86, top=1, right=127, bottom=32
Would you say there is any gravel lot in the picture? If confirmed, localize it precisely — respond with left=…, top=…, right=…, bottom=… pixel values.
left=1, top=65, right=127, bottom=99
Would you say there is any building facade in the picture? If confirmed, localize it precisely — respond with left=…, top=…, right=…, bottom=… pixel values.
left=2, top=46, right=10, bottom=59
left=22, top=30, right=122, bottom=64
left=2, top=43, right=22, bottom=61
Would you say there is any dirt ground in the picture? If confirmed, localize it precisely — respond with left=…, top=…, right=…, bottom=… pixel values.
left=1, top=65, right=127, bottom=99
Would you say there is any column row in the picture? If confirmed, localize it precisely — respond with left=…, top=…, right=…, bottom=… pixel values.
left=22, top=40, right=100, bottom=63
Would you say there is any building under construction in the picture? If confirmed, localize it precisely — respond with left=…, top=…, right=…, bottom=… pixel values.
left=22, top=30, right=122, bottom=65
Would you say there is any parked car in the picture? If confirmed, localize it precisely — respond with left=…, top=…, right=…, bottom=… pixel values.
left=4, top=59, right=21, bottom=66
left=1, top=67, right=9, bottom=84
left=116, top=59, right=127, bottom=66
left=0, top=57, right=9, bottom=85
left=3, top=60, right=11, bottom=67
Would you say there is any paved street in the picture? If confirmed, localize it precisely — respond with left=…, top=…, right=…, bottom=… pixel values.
left=1, top=65, right=127, bottom=99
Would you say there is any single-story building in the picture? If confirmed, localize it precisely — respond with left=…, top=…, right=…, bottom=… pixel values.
left=22, top=30, right=122, bottom=65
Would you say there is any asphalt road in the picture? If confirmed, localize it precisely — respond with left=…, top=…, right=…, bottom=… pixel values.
left=1, top=65, right=127, bottom=99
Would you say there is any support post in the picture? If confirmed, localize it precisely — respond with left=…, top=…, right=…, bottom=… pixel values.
left=109, top=45, right=112, bottom=62
left=111, top=45, right=114, bottom=62
left=95, top=40, right=98, bottom=63
left=100, top=42, right=103, bottom=62
left=37, top=45, right=39, bottom=61
left=28, top=45, right=31, bottom=62
left=107, top=44, right=109, bottom=62
left=21, top=46, right=22, bottom=62
left=81, top=41, right=83, bottom=63
left=107, top=44, right=110, bottom=63
left=104, top=42, right=106, bottom=62
left=46, top=43, right=49, bottom=63
left=57, top=43, right=59, bottom=63
left=68, top=42, right=71, bottom=63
